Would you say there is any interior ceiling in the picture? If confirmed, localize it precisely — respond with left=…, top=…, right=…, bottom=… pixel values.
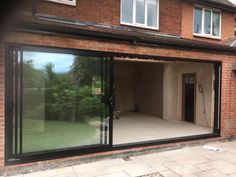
left=113, top=57, right=195, bottom=64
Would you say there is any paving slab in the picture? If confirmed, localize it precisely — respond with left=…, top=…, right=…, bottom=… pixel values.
left=159, top=170, right=180, bottom=177
left=181, top=174, right=198, bottom=177
left=5, top=140, right=236, bottom=177
left=96, top=171, right=129, bottom=177
left=121, top=162, right=156, bottom=177
left=54, top=173, right=77, bottom=177
left=55, top=167, right=75, bottom=175
left=194, top=163, right=212, bottom=171
left=24, top=169, right=58, bottom=177
left=164, top=162, right=201, bottom=176
left=196, top=169, right=229, bottom=177
left=205, top=160, right=236, bottom=174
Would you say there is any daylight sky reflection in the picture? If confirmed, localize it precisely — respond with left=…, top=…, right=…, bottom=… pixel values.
left=23, top=51, right=75, bottom=73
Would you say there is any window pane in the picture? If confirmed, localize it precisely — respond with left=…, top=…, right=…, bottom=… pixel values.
left=22, top=51, right=109, bottom=153
left=194, top=8, right=202, bottom=34
left=212, top=12, right=220, bottom=37
left=204, top=10, right=211, bottom=35
left=121, top=0, right=133, bottom=23
left=136, top=0, right=145, bottom=24
left=147, top=0, right=157, bottom=27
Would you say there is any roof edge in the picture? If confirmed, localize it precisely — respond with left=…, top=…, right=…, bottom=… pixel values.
left=9, top=21, right=236, bottom=54
left=188, top=0, right=236, bottom=12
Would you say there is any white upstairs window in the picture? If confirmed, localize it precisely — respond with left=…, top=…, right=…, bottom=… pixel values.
left=121, top=0, right=159, bottom=29
left=47, top=0, right=76, bottom=6
left=193, top=6, right=221, bottom=38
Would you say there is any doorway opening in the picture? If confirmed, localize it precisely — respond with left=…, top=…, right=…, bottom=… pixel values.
left=113, top=58, right=218, bottom=145
left=182, top=73, right=196, bottom=123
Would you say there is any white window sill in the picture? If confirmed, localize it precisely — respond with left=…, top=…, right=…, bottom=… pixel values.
left=46, top=0, right=76, bottom=6
left=193, top=33, right=221, bottom=40
left=121, top=22, right=159, bottom=31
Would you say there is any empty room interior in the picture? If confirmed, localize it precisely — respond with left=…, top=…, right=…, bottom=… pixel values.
left=113, top=58, right=215, bottom=145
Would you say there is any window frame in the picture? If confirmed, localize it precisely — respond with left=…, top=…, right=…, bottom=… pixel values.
left=47, top=0, right=76, bottom=6
left=120, top=0, right=160, bottom=30
left=193, top=5, right=222, bottom=39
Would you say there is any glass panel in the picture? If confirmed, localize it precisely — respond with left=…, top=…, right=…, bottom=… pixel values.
left=194, top=7, right=202, bottom=34
left=11, top=48, right=21, bottom=156
left=204, top=10, right=211, bottom=35
left=121, top=0, right=133, bottom=23
left=147, top=0, right=157, bottom=27
left=136, top=0, right=145, bottom=24
left=212, top=12, right=220, bottom=37
left=22, top=51, right=109, bottom=153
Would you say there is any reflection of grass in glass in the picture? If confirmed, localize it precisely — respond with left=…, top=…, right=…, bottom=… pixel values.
left=23, top=88, right=45, bottom=121
left=22, top=119, right=98, bottom=153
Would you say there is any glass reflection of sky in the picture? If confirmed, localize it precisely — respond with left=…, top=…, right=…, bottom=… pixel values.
left=23, top=51, right=75, bottom=73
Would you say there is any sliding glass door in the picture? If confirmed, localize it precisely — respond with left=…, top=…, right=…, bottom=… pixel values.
left=6, top=46, right=112, bottom=162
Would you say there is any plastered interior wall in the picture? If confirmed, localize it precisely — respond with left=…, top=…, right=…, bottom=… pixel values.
left=114, top=61, right=163, bottom=117
left=114, top=61, right=136, bottom=112
left=163, top=63, right=214, bottom=128
left=134, top=63, right=164, bottom=117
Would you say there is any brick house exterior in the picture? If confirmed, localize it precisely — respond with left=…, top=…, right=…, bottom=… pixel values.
left=0, top=0, right=236, bottom=171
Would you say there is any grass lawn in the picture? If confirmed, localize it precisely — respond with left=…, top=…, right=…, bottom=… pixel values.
left=22, top=119, right=98, bottom=153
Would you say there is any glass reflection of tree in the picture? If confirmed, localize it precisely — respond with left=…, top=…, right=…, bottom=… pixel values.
left=23, top=56, right=103, bottom=123
left=71, top=56, right=103, bottom=123
left=23, top=60, right=45, bottom=122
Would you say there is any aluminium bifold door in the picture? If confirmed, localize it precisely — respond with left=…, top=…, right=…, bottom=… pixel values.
left=5, top=45, right=113, bottom=163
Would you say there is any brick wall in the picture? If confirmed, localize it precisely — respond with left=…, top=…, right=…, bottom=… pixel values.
left=159, top=0, right=182, bottom=35
left=181, top=1, right=193, bottom=39
left=0, top=31, right=235, bottom=168
left=24, top=0, right=183, bottom=36
left=221, top=59, right=236, bottom=137
left=36, top=0, right=121, bottom=26
left=221, top=11, right=235, bottom=40
left=25, top=0, right=235, bottom=41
